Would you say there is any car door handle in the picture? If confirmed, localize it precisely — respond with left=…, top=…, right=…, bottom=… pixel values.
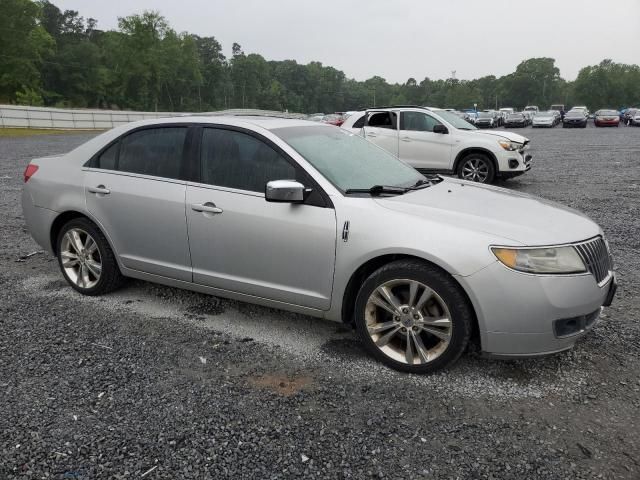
left=88, top=185, right=110, bottom=195
left=366, top=132, right=377, bottom=137
left=401, top=136, right=412, bottom=142
left=191, top=202, right=223, bottom=214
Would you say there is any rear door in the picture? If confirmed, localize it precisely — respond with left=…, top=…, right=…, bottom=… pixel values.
left=85, top=126, right=193, bottom=281
left=185, top=126, right=337, bottom=310
left=362, top=111, right=399, bottom=157
left=398, top=111, right=453, bottom=170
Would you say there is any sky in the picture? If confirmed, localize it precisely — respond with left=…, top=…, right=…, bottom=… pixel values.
left=52, top=0, right=639, bottom=83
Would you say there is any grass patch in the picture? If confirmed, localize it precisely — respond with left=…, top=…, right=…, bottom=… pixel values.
left=0, top=128, right=101, bottom=137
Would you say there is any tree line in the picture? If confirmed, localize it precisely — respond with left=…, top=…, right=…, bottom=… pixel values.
left=1, top=0, right=639, bottom=113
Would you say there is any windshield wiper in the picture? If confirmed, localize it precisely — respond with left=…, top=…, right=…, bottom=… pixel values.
left=345, top=185, right=410, bottom=196
left=410, top=178, right=432, bottom=189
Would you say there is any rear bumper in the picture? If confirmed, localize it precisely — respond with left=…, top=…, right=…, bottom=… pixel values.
left=457, top=261, right=615, bottom=357
left=21, top=188, right=57, bottom=254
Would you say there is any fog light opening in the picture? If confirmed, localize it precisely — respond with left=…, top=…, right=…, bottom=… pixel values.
left=508, top=159, right=519, bottom=169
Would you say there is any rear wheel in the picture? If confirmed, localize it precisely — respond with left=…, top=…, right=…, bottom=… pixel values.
left=354, top=260, right=472, bottom=374
left=56, top=218, right=124, bottom=295
left=457, top=153, right=495, bottom=183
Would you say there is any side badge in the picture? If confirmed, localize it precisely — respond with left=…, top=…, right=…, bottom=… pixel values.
left=342, top=221, right=350, bottom=242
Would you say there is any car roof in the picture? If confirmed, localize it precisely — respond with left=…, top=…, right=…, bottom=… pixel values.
left=119, top=115, right=321, bottom=131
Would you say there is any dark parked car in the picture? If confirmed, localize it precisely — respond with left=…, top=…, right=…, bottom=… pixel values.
left=562, top=110, right=588, bottom=128
left=504, top=113, right=527, bottom=128
left=594, top=110, right=621, bottom=127
left=474, top=112, right=497, bottom=128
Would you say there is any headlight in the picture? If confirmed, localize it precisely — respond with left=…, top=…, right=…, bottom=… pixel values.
left=491, top=246, right=586, bottom=274
left=498, top=140, right=522, bottom=151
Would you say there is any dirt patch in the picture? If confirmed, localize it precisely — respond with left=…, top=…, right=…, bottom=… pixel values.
left=248, top=374, right=313, bottom=396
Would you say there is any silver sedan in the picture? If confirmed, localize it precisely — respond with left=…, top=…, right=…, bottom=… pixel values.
left=21, top=117, right=616, bottom=373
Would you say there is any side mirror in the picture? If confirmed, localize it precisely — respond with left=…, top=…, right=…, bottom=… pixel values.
left=433, top=124, right=448, bottom=134
left=265, top=180, right=306, bottom=203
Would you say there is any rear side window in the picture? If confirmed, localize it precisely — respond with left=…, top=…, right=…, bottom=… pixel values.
left=200, top=128, right=296, bottom=192
left=367, top=112, right=397, bottom=129
left=97, top=142, right=118, bottom=170
left=351, top=114, right=366, bottom=128
left=117, top=127, right=187, bottom=179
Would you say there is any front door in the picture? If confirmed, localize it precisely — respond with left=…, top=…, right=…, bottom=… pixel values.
left=84, top=126, right=192, bottom=281
left=186, top=127, right=337, bottom=310
left=398, top=111, right=453, bottom=170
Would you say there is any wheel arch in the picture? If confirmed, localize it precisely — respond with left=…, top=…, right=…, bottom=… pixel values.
left=453, top=147, right=498, bottom=175
left=340, top=253, right=480, bottom=347
left=50, top=210, right=118, bottom=261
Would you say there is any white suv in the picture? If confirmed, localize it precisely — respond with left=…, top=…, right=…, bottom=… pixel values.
left=341, top=107, right=532, bottom=183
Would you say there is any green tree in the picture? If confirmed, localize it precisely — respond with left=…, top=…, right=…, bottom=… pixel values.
left=0, top=0, right=54, bottom=103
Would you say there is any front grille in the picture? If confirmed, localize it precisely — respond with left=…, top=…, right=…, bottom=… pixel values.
left=574, top=237, right=612, bottom=284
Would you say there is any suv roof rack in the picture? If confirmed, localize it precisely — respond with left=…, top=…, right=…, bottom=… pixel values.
left=358, top=105, right=430, bottom=111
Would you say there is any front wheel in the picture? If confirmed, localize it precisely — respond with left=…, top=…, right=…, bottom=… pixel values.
left=457, top=154, right=495, bottom=183
left=56, top=218, right=124, bottom=295
left=354, top=260, right=473, bottom=373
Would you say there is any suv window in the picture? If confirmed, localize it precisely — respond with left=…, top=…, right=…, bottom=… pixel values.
left=351, top=114, right=366, bottom=128
left=367, top=112, right=397, bottom=129
left=400, top=111, right=441, bottom=132
left=200, top=128, right=297, bottom=193
left=118, top=127, right=187, bottom=179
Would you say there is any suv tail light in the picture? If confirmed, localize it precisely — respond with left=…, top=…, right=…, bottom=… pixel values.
left=23, top=164, right=39, bottom=183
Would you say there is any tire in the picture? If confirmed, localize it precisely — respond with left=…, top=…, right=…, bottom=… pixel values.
left=456, top=153, right=495, bottom=183
left=56, top=217, right=124, bottom=295
left=354, top=260, right=473, bottom=374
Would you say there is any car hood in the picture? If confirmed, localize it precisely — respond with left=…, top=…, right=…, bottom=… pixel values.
left=374, top=179, right=600, bottom=245
left=467, top=129, right=528, bottom=144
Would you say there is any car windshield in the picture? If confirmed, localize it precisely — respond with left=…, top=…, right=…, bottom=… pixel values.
left=566, top=111, right=585, bottom=117
left=272, top=125, right=425, bottom=193
left=524, top=107, right=537, bottom=111
left=477, top=112, right=492, bottom=118
left=433, top=110, right=477, bottom=130
left=598, top=110, right=618, bottom=115
left=507, top=114, right=524, bottom=119
left=536, top=112, right=553, bottom=117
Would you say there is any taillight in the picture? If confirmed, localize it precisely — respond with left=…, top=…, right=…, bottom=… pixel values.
left=24, top=164, right=39, bottom=183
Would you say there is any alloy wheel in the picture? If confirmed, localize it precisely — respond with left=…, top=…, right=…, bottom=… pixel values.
left=60, top=228, right=102, bottom=289
left=461, top=158, right=490, bottom=182
left=364, top=279, right=453, bottom=365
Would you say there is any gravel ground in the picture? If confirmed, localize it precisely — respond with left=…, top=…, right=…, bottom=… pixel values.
left=1, top=124, right=639, bottom=479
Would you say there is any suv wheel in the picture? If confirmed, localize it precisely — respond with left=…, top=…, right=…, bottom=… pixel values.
left=457, top=154, right=495, bottom=183
left=354, top=260, right=472, bottom=374
left=56, top=217, right=124, bottom=295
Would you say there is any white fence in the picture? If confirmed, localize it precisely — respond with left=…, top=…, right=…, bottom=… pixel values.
left=0, top=105, right=306, bottom=130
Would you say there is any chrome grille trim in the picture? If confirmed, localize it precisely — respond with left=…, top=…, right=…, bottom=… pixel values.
left=574, top=237, right=612, bottom=284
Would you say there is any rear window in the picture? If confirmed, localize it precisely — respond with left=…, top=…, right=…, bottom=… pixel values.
left=118, top=127, right=187, bottom=179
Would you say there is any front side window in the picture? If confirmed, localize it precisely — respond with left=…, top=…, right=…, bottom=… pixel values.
left=200, top=128, right=296, bottom=192
left=401, top=111, right=441, bottom=132
left=273, top=125, right=424, bottom=192
left=118, top=127, right=187, bottom=179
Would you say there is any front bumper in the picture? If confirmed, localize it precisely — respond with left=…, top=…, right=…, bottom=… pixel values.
left=495, top=148, right=531, bottom=174
left=458, top=261, right=615, bottom=357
